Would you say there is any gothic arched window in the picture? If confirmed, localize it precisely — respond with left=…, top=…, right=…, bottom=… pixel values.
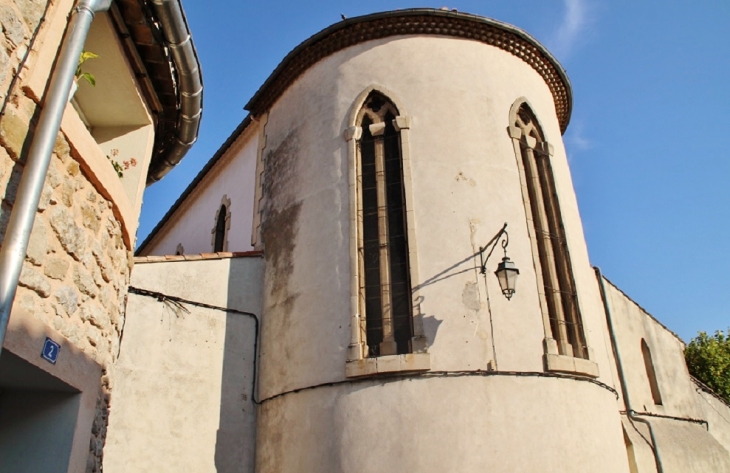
left=214, top=205, right=227, bottom=252
left=512, top=102, right=588, bottom=361
left=211, top=196, right=231, bottom=252
left=357, top=92, right=412, bottom=357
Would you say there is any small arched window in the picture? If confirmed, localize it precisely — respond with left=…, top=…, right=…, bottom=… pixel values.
left=214, top=204, right=227, bottom=252
left=357, top=92, right=412, bottom=357
left=211, top=196, right=231, bottom=252
left=641, top=339, right=663, bottom=405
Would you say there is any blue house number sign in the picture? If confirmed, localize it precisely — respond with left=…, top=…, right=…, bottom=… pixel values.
left=41, top=337, right=60, bottom=364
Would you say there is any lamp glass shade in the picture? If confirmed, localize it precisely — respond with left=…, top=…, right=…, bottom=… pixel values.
left=495, top=256, right=519, bottom=300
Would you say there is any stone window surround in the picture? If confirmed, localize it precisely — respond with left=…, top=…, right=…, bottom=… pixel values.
left=508, top=97, right=598, bottom=378
left=211, top=195, right=232, bottom=252
left=251, top=113, right=268, bottom=249
left=344, top=85, right=429, bottom=378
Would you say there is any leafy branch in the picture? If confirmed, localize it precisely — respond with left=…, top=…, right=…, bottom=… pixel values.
left=76, top=51, right=98, bottom=87
left=686, top=329, right=730, bottom=403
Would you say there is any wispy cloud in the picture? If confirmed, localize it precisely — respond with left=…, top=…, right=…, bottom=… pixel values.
left=549, top=0, right=592, bottom=59
left=564, top=119, right=593, bottom=157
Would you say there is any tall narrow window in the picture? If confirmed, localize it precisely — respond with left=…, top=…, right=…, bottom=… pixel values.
left=358, top=92, right=412, bottom=357
left=211, top=195, right=231, bottom=252
left=641, top=339, right=663, bottom=405
left=214, top=204, right=228, bottom=252
left=514, top=103, right=588, bottom=359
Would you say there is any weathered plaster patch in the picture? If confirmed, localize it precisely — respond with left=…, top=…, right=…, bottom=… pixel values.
left=462, top=281, right=481, bottom=311
left=261, top=127, right=300, bottom=216
left=262, top=203, right=301, bottom=306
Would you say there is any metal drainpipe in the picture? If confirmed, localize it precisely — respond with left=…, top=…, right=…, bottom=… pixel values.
left=0, top=0, right=112, bottom=356
left=594, top=267, right=665, bottom=473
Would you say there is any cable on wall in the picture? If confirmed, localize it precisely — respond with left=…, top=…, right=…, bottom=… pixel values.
left=128, top=287, right=619, bottom=409
left=619, top=410, right=708, bottom=430
left=127, top=286, right=263, bottom=404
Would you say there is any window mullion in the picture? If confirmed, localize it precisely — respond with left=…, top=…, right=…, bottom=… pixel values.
left=538, top=153, right=585, bottom=358
left=524, top=145, right=572, bottom=356
left=374, top=137, right=398, bottom=356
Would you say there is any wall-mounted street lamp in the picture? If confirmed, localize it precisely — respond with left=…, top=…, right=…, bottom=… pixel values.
left=479, top=223, right=520, bottom=300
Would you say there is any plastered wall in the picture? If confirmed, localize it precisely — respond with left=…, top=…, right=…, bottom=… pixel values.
left=142, top=124, right=259, bottom=256
left=254, top=35, right=626, bottom=472
left=103, top=255, right=263, bottom=473
left=600, top=276, right=730, bottom=472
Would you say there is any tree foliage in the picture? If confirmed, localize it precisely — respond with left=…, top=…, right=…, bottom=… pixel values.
left=685, top=329, right=730, bottom=403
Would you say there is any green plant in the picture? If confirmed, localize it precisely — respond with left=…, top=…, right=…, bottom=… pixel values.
left=106, top=149, right=137, bottom=178
left=107, top=154, right=124, bottom=178
left=76, top=51, right=99, bottom=87
left=685, top=329, right=730, bottom=403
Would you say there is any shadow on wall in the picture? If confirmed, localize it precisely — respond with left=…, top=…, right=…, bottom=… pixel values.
left=0, top=105, right=42, bottom=241
left=215, top=258, right=260, bottom=473
left=413, top=250, right=487, bottom=348
left=0, top=346, right=105, bottom=472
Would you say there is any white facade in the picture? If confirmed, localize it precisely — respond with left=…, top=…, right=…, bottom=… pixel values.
left=125, top=9, right=730, bottom=473
left=140, top=120, right=259, bottom=256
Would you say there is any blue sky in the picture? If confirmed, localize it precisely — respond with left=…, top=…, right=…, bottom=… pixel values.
left=138, top=1, right=730, bottom=342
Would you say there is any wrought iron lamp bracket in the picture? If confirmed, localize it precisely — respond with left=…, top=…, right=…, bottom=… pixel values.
left=479, top=223, right=509, bottom=275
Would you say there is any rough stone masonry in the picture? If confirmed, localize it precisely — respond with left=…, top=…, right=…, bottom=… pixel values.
left=0, top=1, right=133, bottom=471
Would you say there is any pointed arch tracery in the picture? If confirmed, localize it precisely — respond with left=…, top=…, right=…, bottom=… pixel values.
left=343, top=87, right=429, bottom=373
left=357, top=91, right=411, bottom=356
left=509, top=99, right=593, bottom=371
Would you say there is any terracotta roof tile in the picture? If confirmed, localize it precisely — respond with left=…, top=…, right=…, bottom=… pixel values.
left=134, top=251, right=263, bottom=264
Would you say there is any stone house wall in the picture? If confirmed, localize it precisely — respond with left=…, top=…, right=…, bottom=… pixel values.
left=0, top=1, right=134, bottom=471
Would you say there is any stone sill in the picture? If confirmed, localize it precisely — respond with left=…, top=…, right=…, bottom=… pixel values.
left=346, top=353, right=430, bottom=378
left=545, top=353, right=600, bottom=378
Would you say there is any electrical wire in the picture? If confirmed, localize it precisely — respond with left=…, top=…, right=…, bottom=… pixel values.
left=128, top=286, right=619, bottom=409
left=127, top=286, right=263, bottom=404
left=620, top=410, right=708, bottom=430
left=258, top=368, right=618, bottom=405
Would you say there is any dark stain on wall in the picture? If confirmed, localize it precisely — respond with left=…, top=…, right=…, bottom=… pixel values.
left=260, top=126, right=302, bottom=357
left=261, top=128, right=299, bottom=215
left=262, top=203, right=301, bottom=305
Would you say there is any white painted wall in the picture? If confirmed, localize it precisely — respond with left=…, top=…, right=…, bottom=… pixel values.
left=115, top=25, right=730, bottom=473
left=696, top=388, right=730, bottom=453
left=603, top=278, right=701, bottom=417
left=254, top=35, right=627, bottom=472
left=103, top=256, right=264, bottom=473
left=143, top=123, right=259, bottom=255
left=601, top=276, right=730, bottom=471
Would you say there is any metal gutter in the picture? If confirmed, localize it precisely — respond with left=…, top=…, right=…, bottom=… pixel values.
left=136, top=115, right=252, bottom=255
left=0, top=0, right=113, bottom=356
left=595, top=267, right=665, bottom=473
left=146, top=0, right=203, bottom=183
